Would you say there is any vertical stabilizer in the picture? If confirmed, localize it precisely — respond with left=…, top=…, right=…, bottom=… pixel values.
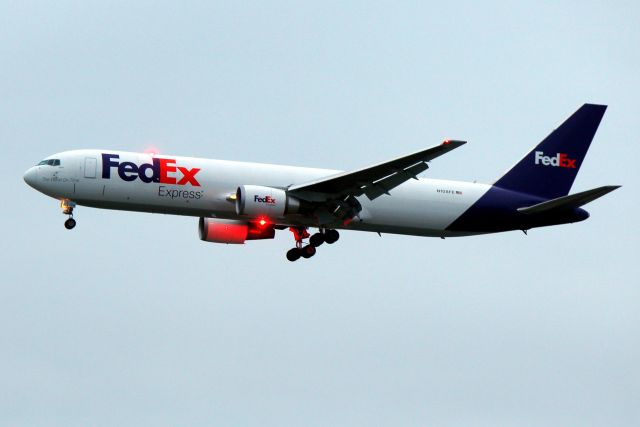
left=493, top=104, right=607, bottom=199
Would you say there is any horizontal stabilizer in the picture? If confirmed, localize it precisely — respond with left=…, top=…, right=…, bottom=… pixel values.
left=518, top=185, right=621, bottom=214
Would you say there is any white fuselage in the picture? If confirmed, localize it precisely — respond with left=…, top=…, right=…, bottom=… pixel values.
left=24, top=150, right=493, bottom=237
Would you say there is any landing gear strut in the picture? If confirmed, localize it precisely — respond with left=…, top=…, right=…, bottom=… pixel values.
left=286, top=227, right=311, bottom=261
left=61, top=199, right=76, bottom=230
left=286, top=227, right=339, bottom=261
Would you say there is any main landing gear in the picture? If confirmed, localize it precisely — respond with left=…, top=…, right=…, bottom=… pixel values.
left=286, top=227, right=340, bottom=262
left=61, top=199, right=76, bottom=230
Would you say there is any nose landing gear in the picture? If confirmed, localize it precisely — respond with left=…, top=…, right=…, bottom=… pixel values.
left=61, top=199, right=76, bottom=230
left=286, top=227, right=339, bottom=261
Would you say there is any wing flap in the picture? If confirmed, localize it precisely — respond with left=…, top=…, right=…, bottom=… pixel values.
left=364, top=161, right=430, bottom=200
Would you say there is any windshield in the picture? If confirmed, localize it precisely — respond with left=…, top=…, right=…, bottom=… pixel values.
left=36, top=159, right=60, bottom=166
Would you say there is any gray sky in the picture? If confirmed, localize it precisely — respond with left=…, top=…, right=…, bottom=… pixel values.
left=2, top=1, right=639, bottom=425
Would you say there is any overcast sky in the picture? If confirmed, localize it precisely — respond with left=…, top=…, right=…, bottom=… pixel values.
left=1, top=1, right=639, bottom=426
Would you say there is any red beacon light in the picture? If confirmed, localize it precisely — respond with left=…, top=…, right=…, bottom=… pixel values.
left=143, top=145, right=160, bottom=157
left=256, top=217, right=270, bottom=227
left=246, top=217, right=275, bottom=240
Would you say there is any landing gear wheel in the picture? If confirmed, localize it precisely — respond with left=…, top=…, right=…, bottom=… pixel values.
left=286, top=227, right=319, bottom=260
left=60, top=200, right=77, bottom=230
left=286, top=248, right=301, bottom=262
left=324, top=229, right=339, bottom=244
left=64, top=218, right=76, bottom=230
left=301, top=245, right=316, bottom=258
left=309, top=233, right=325, bottom=247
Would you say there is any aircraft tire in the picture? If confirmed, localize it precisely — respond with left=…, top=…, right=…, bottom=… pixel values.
left=325, top=229, right=339, bottom=244
left=286, top=248, right=301, bottom=262
left=301, top=245, right=316, bottom=258
left=310, top=233, right=325, bottom=247
left=64, top=218, right=76, bottom=230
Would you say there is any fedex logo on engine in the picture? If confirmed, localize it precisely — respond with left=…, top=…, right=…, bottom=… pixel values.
left=534, top=151, right=577, bottom=169
left=101, top=154, right=201, bottom=186
left=254, top=195, right=277, bottom=204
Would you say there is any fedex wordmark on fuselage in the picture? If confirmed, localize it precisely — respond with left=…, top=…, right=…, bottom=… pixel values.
left=23, top=104, right=620, bottom=261
left=102, top=153, right=201, bottom=186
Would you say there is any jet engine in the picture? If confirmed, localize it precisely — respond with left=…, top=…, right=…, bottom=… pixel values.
left=198, top=217, right=275, bottom=244
left=235, top=185, right=302, bottom=217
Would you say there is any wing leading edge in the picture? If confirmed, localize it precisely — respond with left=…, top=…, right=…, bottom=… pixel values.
left=288, top=140, right=466, bottom=201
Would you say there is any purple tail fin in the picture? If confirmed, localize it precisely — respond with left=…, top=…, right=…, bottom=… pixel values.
left=494, top=104, right=607, bottom=199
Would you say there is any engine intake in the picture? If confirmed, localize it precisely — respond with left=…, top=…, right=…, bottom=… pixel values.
left=235, top=185, right=302, bottom=218
left=198, top=217, right=275, bottom=244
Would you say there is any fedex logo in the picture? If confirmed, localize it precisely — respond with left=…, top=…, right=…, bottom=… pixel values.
left=534, top=151, right=577, bottom=169
left=254, top=195, right=276, bottom=204
left=101, top=154, right=201, bottom=186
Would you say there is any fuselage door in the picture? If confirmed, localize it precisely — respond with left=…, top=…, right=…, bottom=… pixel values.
left=84, top=157, right=97, bottom=178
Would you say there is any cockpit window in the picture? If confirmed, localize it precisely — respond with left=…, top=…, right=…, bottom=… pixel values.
left=36, top=159, right=61, bottom=166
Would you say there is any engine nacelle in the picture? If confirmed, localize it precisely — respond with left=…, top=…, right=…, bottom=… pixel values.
left=235, top=185, right=301, bottom=218
left=198, top=217, right=275, bottom=244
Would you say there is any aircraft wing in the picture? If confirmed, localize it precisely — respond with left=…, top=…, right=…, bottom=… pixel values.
left=288, top=140, right=466, bottom=201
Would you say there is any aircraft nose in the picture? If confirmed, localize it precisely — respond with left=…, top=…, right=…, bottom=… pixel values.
left=23, top=167, right=38, bottom=188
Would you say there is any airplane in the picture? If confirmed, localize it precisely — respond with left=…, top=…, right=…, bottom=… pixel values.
left=24, top=103, right=620, bottom=261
